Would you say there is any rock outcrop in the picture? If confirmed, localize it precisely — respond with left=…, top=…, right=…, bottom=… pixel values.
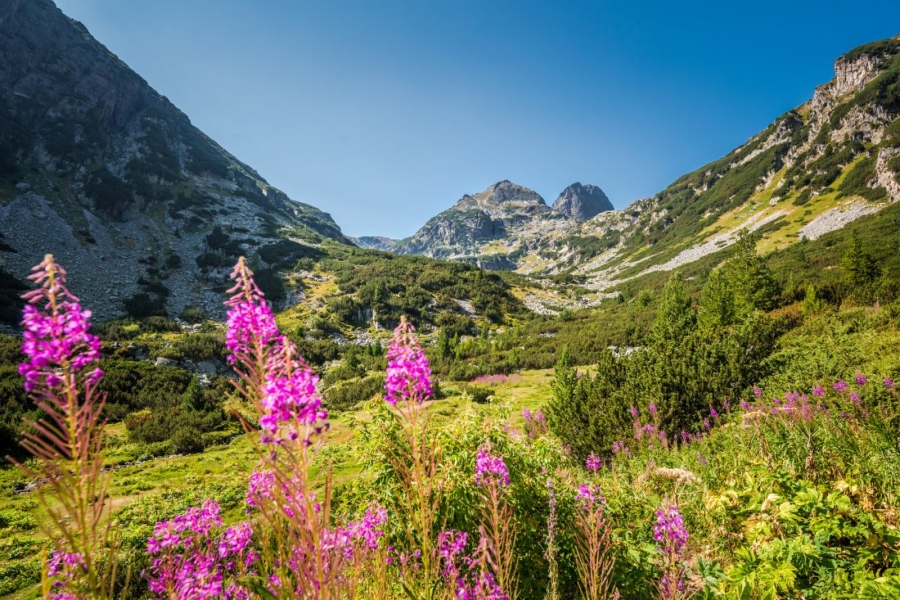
left=551, top=183, right=613, bottom=221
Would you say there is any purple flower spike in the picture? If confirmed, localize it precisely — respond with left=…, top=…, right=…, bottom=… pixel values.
left=753, top=387, right=762, bottom=398
left=630, top=405, right=639, bottom=418
left=18, top=255, right=103, bottom=392
left=856, top=373, right=868, bottom=386
left=812, top=385, right=825, bottom=397
left=384, top=318, right=433, bottom=406
left=653, top=502, right=688, bottom=555
left=833, top=380, right=848, bottom=393
left=586, top=453, right=602, bottom=472
left=475, top=446, right=510, bottom=487
left=648, top=403, right=658, bottom=415
left=885, top=378, right=895, bottom=389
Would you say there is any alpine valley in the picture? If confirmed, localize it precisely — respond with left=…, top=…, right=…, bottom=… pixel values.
left=4, top=2, right=900, bottom=599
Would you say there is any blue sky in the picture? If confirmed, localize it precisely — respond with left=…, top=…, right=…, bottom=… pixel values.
left=55, top=0, right=900, bottom=238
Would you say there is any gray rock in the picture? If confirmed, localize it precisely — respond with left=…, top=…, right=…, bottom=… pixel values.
left=196, top=361, right=217, bottom=375
left=551, top=183, right=613, bottom=222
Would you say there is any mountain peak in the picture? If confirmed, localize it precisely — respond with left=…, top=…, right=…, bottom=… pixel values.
left=552, top=183, right=612, bottom=221
left=477, top=180, right=546, bottom=206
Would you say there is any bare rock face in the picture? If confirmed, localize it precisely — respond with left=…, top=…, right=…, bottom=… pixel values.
left=349, top=236, right=399, bottom=251
left=395, top=181, right=558, bottom=259
left=551, top=183, right=613, bottom=221
left=0, top=0, right=345, bottom=322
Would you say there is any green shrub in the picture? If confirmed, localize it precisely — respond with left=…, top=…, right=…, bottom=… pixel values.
left=325, top=375, right=385, bottom=412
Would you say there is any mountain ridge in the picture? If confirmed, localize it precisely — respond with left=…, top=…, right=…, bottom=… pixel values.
left=0, top=0, right=347, bottom=322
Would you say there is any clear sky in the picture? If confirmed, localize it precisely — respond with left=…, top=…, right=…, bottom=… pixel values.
left=54, top=0, right=900, bottom=239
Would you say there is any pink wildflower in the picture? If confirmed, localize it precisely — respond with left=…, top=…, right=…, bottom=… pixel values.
left=475, top=446, right=510, bottom=487
left=384, top=319, right=432, bottom=405
left=18, top=255, right=102, bottom=392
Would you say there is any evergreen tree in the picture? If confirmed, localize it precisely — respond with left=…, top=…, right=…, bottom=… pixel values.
left=650, top=273, right=695, bottom=345
left=842, top=233, right=880, bottom=289
left=345, top=344, right=360, bottom=370
left=801, top=284, right=823, bottom=315
left=180, top=377, right=210, bottom=412
left=698, top=268, right=736, bottom=330
left=723, top=229, right=780, bottom=313
left=436, top=328, right=452, bottom=359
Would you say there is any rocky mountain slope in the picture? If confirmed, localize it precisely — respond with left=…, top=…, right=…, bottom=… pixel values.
left=392, top=180, right=612, bottom=269
left=389, top=36, right=900, bottom=313
left=0, top=0, right=346, bottom=323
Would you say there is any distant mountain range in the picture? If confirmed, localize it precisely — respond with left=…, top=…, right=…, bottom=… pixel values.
left=364, top=35, right=900, bottom=307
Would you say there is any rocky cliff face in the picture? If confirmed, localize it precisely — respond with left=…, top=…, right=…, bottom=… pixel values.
left=0, top=0, right=346, bottom=323
left=552, top=183, right=613, bottom=221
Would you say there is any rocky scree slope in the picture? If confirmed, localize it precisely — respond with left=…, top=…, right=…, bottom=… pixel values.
left=0, top=0, right=346, bottom=323
left=393, top=180, right=613, bottom=269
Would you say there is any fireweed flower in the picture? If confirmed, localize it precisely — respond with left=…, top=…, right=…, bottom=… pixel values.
left=475, top=446, right=510, bottom=487
left=856, top=373, right=868, bottom=386
left=812, top=385, right=825, bottom=397
left=885, top=378, right=895, bottom=389
left=850, top=392, right=861, bottom=404
left=653, top=502, right=688, bottom=555
left=630, top=406, right=639, bottom=418
left=18, top=255, right=103, bottom=392
left=522, top=408, right=532, bottom=421
left=834, top=380, right=848, bottom=393
left=259, top=358, right=328, bottom=445
left=146, top=500, right=256, bottom=599
left=586, top=453, right=602, bottom=472
left=709, top=405, right=718, bottom=418
left=224, top=258, right=279, bottom=365
left=576, top=484, right=605, bottom=505
left=753, top=387, right=762, bottom=398
left=384, top=318, right=433, bottom=405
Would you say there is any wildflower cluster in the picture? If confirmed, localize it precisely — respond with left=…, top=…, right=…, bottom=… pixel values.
left=438, top=531, right=508, bottom=600
left=522, top=408, right=548, bottom=439
left=225, top=258, right=328, bottom=447
left=46, top=551, right=88, bottom=600
left=653, top=502, right=688, bottom=555
left=259, top=357, right=328, bottom=446
left=19, top=255, right=102, bottom=392
left=653, top=502, right=691, bottom=599
left=576, top=484, right=606, bottom=505
left=384, top=318, right=433, bottom=405
left=475, top=446, right=510, bottom=488
left=146, top=500, right=256, bottom=600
